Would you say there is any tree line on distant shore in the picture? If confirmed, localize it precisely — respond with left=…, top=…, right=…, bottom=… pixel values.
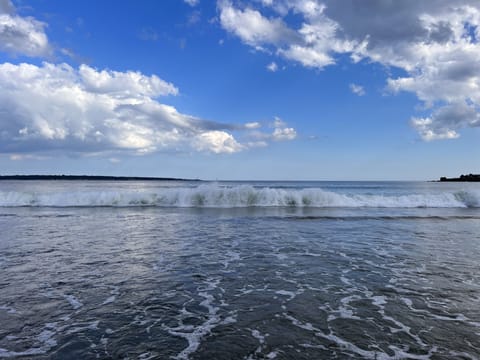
left=440, top=174, right=480, bottom=182
left=0, top=175, right=200, bottom=181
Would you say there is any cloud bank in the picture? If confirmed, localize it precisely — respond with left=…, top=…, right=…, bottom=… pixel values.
left=219, top=0, right=480, bottom=140
left=0, top=1, right=296, bottom=157
left=0, top=62, right=291, bottom=155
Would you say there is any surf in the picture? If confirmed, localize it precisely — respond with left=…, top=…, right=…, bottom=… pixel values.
left=0, top=184, right=478, bottom=208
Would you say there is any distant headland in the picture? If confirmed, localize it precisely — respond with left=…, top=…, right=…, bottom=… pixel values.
left=439, top=174, right=480, bottom=182
left=0, top=175, right=200, bottom=181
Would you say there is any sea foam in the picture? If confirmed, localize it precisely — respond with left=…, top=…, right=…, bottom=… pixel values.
left=0, top=184, right=478, bottom=208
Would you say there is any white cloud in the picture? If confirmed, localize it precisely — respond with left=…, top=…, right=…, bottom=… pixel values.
left=271, top=117, right=297, bottom=141
left=266, top=61, right=278, bottom=72
left=184, top=0, right=199, bottom=6
left=246, top=117, right=297, bottom=142
left=272, top=127, right=296, bottom=141
left=0, top=62, right=297, bottom=156
left=0, top=62, right=257, bottom=155
left=349, top=83, right=365, bottom=96
left=244, top=122, right=261, bottom=129
left=273, top=117, right=286, bottom=128
left=9, top=153, right=48, bottom=161
left=411, top=117, right=459, bottom=141
left=0, top=0, right=51, bottom=57
left=218, top=0, right=480, bottom=141
left=194, top=131, right=244, bottom=153
left=78, top=64, right=178, bottom=98
left=219, top=0, right=352, bottom=67
left=0, top=1, right=298, bottom=158
left=278, top=44, right=334, bottom=68
left=411, top=102, right=480, bottom=141
left=218, top=0, right=298, bottom=47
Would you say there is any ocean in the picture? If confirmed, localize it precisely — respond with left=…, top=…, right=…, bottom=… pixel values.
left=0, top=180, right=479, bottom=359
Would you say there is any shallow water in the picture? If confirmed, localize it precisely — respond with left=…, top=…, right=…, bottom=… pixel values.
left=0, top=181, right=479, bottom=359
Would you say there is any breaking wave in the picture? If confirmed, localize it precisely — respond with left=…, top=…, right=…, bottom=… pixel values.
left=0, top=184, right=479, bottom=208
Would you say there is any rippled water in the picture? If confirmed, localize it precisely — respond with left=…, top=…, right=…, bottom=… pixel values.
left=0, top=181, right=479, bottom=359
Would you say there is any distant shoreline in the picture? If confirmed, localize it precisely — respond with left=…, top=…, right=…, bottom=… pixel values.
left=439, top=174, right=480, bottom=182
left=0, top=175, right=201, bottom=181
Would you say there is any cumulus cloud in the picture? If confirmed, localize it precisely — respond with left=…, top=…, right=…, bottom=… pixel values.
left=0, top=62, right=283, bottom=155
left=0, top=0, right=51, bottom=57
left=78, top=64, right=178, bottom=97
left=266, top=61, right=278, bottom=72
left=218, top=0, right=299, bottom=48
left=272, top=117, right=297, bottom=141
left=412, top=102, right=480, bottom=141
left=193, top=131, right=244, bottom=153
left=0, top=1, right=297, bottom=158
left=272, top=127, right=297, bottom=141
left=349, top=83, right=365, bottom=96
left=218, top=0, right=480, bottom=140
left=245, top=117, right=297, bottom=142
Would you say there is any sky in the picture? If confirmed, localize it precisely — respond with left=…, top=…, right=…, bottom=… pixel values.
left=0, top=0, right=479, bottom=180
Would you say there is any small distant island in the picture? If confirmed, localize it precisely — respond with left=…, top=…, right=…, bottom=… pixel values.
left=439, top=174, right=480, bottom=182
left=0, top=175, right=200, bottom=181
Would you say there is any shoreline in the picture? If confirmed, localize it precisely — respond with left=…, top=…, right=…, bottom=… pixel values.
left=0, top=175, right=201, bottom=181
left=439, top=174, right=480, bottom=182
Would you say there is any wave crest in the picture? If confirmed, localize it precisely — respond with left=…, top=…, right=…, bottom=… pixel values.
left=0, top=184, right=479, bottom=208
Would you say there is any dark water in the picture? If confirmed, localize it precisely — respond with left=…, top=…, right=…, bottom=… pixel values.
left=0, top=181, right=479, bottom=359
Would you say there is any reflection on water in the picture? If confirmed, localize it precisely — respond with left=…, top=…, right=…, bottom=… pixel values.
left=0, top=205, right=479, bottom=359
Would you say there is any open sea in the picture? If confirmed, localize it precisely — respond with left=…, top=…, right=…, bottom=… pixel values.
left=0, top=180, right=479, bottom=359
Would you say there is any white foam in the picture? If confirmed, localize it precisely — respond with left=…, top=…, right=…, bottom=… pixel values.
left=221, top=251, right=241, bottom=269
left=0, top=184, right=478, bottom=208
left=246, top=329, right=276, bottom=360
left=371, top=296, right=387, bottom=307
left=301, top=343, right=328, bottom=351
left=389, top=345, right=438, bottom=360
left=430, top=313, right=480, bottom=327
left=0, top=329, right=57, bottom=358
left=101, top=286, right=120, bottom=306
left=166, top=277, right=230, bottom=360
left=401, top=297, right=413, bottom=307
left=138, top=352, right=157, bottom=360
left=284, top=311, right=437, bottom=360
left=448, top=350, right=479, bottom=360
left=371, top=295, right=428, bottom=347
left=64, top=294, right=83, bottom=310
left=65, top=320, right=99, bottom=335
left=340, top=276, right=354, bottom=287
left=266, top=351, right=279, bottom=359
left=251, top=329, right=265, bottom=344
left=36, top=330, right=57, bottom=349
left=275, top=290, right=297, bottom=301
left=101, top=296, right=116, bottom=305
left=327, top=295, right=361, bottom=321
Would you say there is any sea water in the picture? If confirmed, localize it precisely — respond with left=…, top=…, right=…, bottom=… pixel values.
left=0, top=180, right=479, bottom=359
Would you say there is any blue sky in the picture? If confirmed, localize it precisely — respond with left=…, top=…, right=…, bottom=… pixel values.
left=0, top=0, right=479, bottom=180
